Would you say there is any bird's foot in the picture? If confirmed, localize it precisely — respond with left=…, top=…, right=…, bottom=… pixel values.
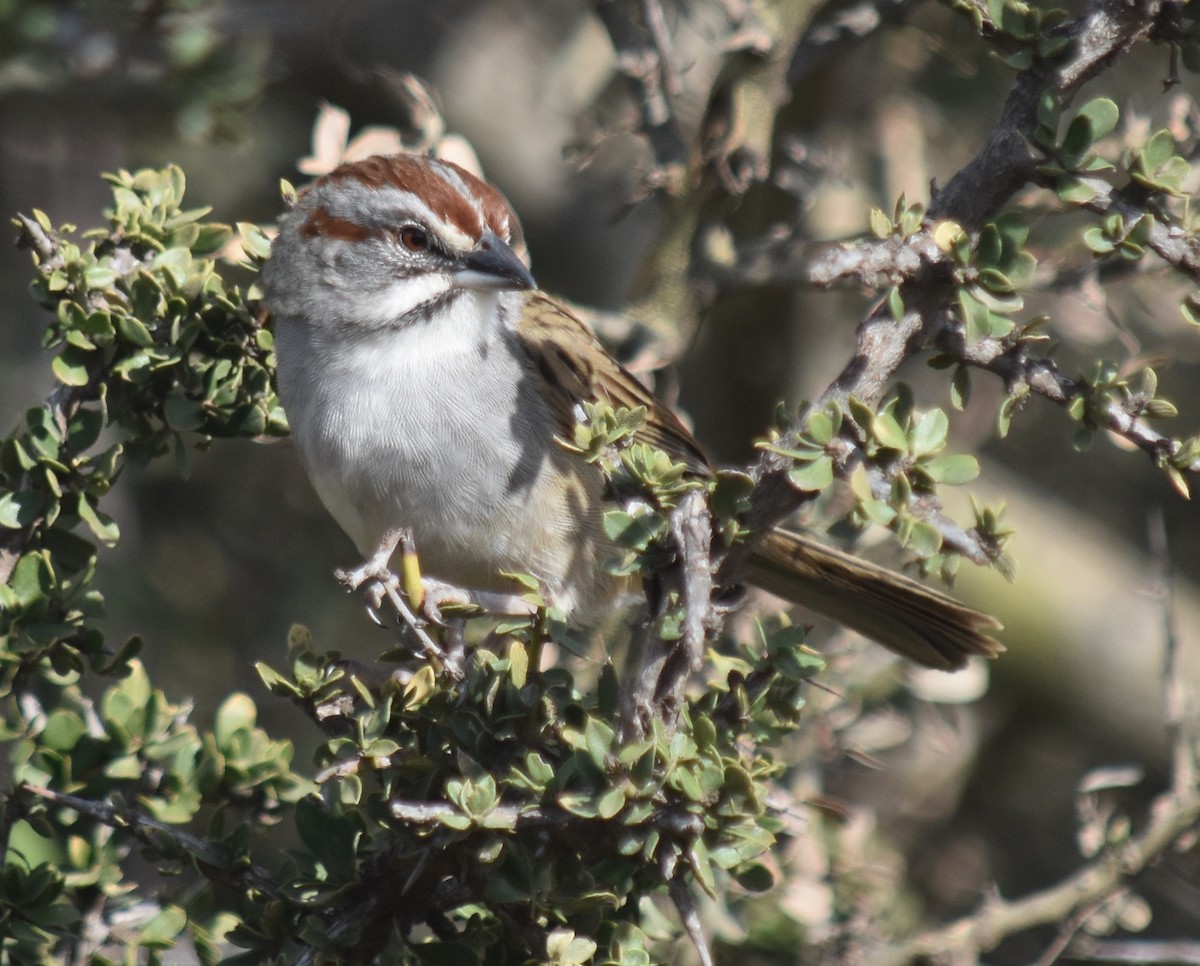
left=336, top=529, right=466, bottom=678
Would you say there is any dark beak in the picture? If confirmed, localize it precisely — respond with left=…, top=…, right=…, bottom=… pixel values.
left=456, top=230, right=536, bottom=292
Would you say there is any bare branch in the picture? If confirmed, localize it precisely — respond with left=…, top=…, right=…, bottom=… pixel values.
left=592, top=0, right=688, bottom=162
left=1068, top=937, right=1200, bottom=963
left=389, top=800, right=572, bottom=827
left=1147, top=509, right=1196, bottom=799
left=879, top=788, right=1200, bottom=964
left=670, top=876, right=714, bottom=966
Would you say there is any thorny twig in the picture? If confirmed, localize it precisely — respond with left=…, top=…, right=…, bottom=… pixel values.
left=1033, top=891, right=1131, bottom=966
left=389, top=800, right=574, bottom=827
left=619, top=492, right=714, bottom=739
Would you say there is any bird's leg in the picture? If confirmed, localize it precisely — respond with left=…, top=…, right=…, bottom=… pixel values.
left=414, top=576, right=538, bottom=624
left=336, top=529, right=539, bottom=678
left=336, top=529, right=462, bottom=677
left=336, top=527, right=406, bottom=610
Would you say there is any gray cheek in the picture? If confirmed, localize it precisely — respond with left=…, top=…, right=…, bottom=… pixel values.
left=321, top=238, right=397, bottom=291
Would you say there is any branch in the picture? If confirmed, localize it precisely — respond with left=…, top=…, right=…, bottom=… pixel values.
left=591, top=0, right=688, bottom=163
left=18, top=785, right=280, bottom=897
left=788, top=0, right=920, bottom=83
left=929, top=0, right=1166, bottom=230
left=879, top=788, right=1200, bottom=964
left=945, top=327, right=1200, bottom=475
left=670, top=875, right=714, bottom=966
left=1148, top=509, right=1195, bottom=797
left=740, top=0, right=1177, bottom=542
left=389, top=800, right=572, bottom=827
left=1067, top=937, right=1200, bottom=963
left=1082, top=178, right=1200, bottom=284
left=875, top=479, right=1200, bottom=963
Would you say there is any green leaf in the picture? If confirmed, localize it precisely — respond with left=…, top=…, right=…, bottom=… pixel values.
left=602, top=509, right=660, bottom=549
left=114, top=311, right=157, bottom=348
left=66, top=408, right=104, bottom=452
left=1078, top=97, right=1119, bottom=140
left=83, top=264, right=117, bottom=289
left=508, top=640, right=528, bottom=688
left=872, top=411, right=908, bottom=450
left=214, top=693, right=257, bottom=746
left=868, top=207, right=892, bottom=239
left=1083, top=227, right=1114, bottom=254
left=585, top=717, right=615, bottom=770
left=164, top=395, right=206, bottom=432
left=546, top=930, right=597, bottom=966
left=922, top=453, right=980, bottom=484
left=977, top=267, right=1014, bottom=294
left=951, top=366, right=971, bottom=411
left=0, top=491, right=43, bottom=529
left=76, top=494, right=120, bottom=545
left=687, top=840, right=717, bottom=898
left=806, top=408, right=835, bottom=445
left=139, top=905, right=187, bottom=948
left=8, top=551, right=54, bottom=606
left=40, top=710, right=87, bottom=752
left=788, top=455, right=833, bottom=492
left=1140, top=129, right=1175, bottom=172
left=255, top=661, right=301, bottom=697
left=597, top=786, right=626, bottom=819
left=51, top=346, right=92, bottom=387
left=910, top=409, right=948, bottom=457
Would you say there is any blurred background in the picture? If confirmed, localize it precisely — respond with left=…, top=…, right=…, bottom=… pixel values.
left=2, top=0, right=1199, bottom=959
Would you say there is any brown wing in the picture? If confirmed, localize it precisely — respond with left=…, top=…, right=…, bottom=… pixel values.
left=516, top=293, right=710, bottom=475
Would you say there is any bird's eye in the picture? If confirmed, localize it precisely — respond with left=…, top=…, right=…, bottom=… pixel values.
left=398, top=225, right=429, bottom=253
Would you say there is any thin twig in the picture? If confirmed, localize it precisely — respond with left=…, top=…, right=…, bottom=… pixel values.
left=947, top=326, right=1200, bottom=477
left=389, top=800, right=572, bottom=827
left=669, top=876, right=714, bottom=966
left=18, top=785, right=280, bottom=897
left=674, top=490, right=715, bottom=664
left=591, top=0, right=687, bottom=159
left=1068, top=936, right=1200, bottom=963
left=1033, top=892, right=1122, bottom=966
left=620, top=609, right=666, bottom=741
left=878, top=788, right=1200, bottom=964
left=1147, top=508, right=1195, bottom=798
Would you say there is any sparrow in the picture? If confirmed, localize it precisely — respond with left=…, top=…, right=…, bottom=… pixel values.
left=261, top=153, right=1002, bottom=670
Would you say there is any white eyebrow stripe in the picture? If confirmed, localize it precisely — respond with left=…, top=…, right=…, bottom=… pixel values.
left=431, top=161, right=489, bottom=241
left=361, top=184, right=476, bottom=252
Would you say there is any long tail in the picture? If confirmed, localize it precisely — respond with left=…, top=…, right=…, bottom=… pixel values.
left=745, top=529, right=1004, bottom=670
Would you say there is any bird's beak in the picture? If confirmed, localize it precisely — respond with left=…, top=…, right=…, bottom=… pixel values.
left=456, top=230, right=536, bottom=292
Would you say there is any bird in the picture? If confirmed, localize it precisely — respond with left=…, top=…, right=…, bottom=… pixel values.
left=260, top=152, right=1002, bottom=671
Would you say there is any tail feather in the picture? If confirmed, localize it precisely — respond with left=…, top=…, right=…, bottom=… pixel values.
left=746, top=529, right=1004, bottom=671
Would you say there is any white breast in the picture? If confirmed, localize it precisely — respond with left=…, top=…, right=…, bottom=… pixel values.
left=274, top=292, right=620, bottom=617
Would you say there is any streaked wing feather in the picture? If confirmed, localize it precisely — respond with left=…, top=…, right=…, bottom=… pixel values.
left=516, top=294, right=710, bottom=474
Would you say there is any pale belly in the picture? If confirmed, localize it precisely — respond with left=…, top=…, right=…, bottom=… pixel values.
left=277, top=319, right=625, bottom=619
